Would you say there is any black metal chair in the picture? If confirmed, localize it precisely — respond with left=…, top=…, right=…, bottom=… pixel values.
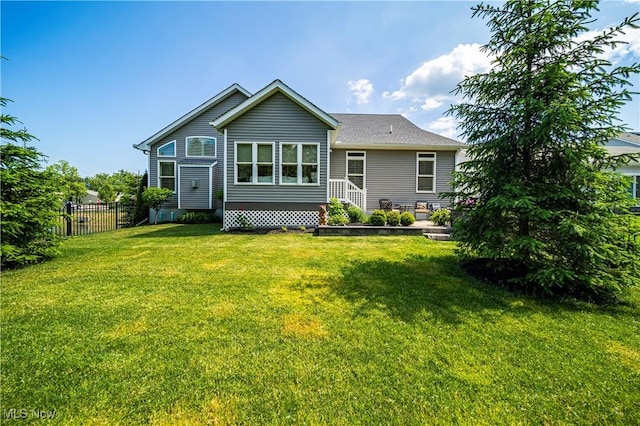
left=379, top=199, right=400, bottom=212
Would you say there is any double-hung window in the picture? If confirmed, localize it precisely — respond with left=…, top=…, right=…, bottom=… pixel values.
left=186, top=136, right=216, bottom=157
left=416, top=152, right=436, bottom=192
left=158, top=161, right=176, bottom=191
left=280, top=143, right=319, bottom=185
left=235, top=142, right=274, bottom=184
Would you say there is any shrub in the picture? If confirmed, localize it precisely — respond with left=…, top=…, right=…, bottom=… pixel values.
left=142, top=187, right=174, bottom=225
left=177, top=212, right=215, bottom=224
left=328, top=197, right=348, bottom=226
left=431, top=208, right=451, bottom=226
left=400, top=212, right=415, bottom=226
left=369, top=209, right=387, bottom=226
left=347, top=206, right=366, bottom=224
left=387, top=211, right=401, bottom=226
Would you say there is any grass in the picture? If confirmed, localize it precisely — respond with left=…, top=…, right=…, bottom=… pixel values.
left=2, top=224, right=639, bottom=425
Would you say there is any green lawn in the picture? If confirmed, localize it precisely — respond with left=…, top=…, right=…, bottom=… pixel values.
left=2, top=224, right=639, bottom=425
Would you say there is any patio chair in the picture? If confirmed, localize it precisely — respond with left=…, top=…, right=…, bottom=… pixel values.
left=414, top=201, right=430, bottom=220
left=379, top=199, right=400, bottom=212
left=430, top=202, right=442, bottom=211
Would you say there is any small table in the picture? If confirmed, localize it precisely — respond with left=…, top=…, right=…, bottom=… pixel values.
left=399, top=204, right=413, bottom=213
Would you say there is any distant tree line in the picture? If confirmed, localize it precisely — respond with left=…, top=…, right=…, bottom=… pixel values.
left=1, top=94, right=147, bottom=268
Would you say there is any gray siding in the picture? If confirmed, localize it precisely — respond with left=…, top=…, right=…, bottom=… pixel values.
left=225, top=92, right=330, bottom=204
left=148, top=91, right=248, bottom=209
left=178, top=166, right=212, bottom=209
left=330, top=149, right=457, bottom=212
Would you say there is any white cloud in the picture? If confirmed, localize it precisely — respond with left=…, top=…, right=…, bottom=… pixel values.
left=573, top=26, right=640, bottom=63
left=426, top=116, right=459, bottom=140
left=347, top=79, right=374, bottom=105
left=383, top=43, right=492, bottom=102
left=420, top=95, right=448, bottom=111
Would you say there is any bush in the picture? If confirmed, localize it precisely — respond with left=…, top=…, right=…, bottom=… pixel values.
left=369, top=209, right=387, bottom=226
left=387, top=211, right=401, bottom=226
left=177, top=212, right=215, bottom=224
left=347, top=206, right=366, bottom=224
left=400, top=212, right=415, bottom=226
left=328, top=197, right=348, bottom=226
left=431, top=208, right=451, bottom=226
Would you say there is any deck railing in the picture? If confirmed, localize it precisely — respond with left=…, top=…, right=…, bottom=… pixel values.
left=329, top=179, right=367, bottom=211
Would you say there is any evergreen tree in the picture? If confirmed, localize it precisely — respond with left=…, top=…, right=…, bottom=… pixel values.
left=447, top=0, right=640, bottom=300
left=1, top=98, right=61, bottom=268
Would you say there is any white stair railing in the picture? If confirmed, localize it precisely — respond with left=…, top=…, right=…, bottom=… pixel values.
left=329, top=179, right=366, bottom=211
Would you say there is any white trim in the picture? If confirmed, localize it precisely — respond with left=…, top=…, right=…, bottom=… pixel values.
left=416, top=152, right=437, bottom=193
left=212, top=80, right=339, bottom=130
left=234, top=141, right=275, bottom=185
left=346, top=151, right=366, bottom=190
left=223, top=129, right=228, bottom=204
left=185, top=136, right=217, bottom=158
left=157, top=160, right=177, bottom=193
left=157, top=140, right=176, bottom=157
left=326, top=130, right=331, bottom=203
left=135, top=84, right=250, bottom=151
left=279, top=142, right=320, bottom=186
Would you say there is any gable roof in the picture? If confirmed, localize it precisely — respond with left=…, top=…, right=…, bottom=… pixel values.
left=331, top=113, right=465, bottom=150
left=134, top=83, right=251, bottom=152
left=211, top=79, right=339, bottom=130
left=605, top=132, right=640, bottom=165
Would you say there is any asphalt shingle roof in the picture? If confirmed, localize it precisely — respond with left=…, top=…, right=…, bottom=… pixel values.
left=331, top=113, right=465, bottom=148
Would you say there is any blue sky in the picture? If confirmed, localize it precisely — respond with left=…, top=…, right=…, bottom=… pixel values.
left=2, top=1, right=639, bottom=177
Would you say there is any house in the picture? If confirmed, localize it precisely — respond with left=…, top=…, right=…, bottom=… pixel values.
left=455, top=131, right=640, bottom=209
left=604, top=132, right=640, bottom=208
left=133, top=80, right=465, bottom=228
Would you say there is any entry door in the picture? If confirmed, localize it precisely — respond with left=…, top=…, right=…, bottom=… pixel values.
left=346, top=151, right=366, bottom=189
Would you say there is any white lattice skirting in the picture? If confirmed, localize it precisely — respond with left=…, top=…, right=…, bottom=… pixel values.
left=224, top=210, right=319, bottom=229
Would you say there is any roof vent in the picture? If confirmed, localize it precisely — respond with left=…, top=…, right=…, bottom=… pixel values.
left=389, top=125, right=393, bottom=134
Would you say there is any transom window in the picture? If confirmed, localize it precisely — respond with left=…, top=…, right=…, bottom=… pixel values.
left=157, top=140, right=176, bottom=157
left=416, top=152, right=436, bottom=193
left=347, top=151, right=365, bottom=189
left=186, top=136, right=216, bottom=157
left=158, top=161, right=176, bottom=191
left=280, top=143, right=319, bottom=185
left=235, top=142, right=274, bottom=184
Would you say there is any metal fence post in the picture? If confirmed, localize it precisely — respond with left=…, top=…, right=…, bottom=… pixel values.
left=115, top=202, right=119, bottom=230
left=65, top=201, right=73, bottom=236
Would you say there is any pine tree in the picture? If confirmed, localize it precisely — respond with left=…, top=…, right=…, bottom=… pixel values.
left=447, top=0, right=640, bottom=301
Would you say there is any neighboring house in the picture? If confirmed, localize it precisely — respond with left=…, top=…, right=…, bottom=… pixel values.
left=134, top=80, right=465, bottom=228
left=78, top=190, right=101, bottom=204
left=604, top=132, right=640, bottom=208
left=456, top=131, right=640, bottom=208
left=78, top=190, right=122, bottom=204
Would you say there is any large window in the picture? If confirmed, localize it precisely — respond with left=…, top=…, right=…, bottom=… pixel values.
left=347, top=151, right=365, bottom=189
left=280, top=143, right=319, bottom=185
left=158, top=161, right=176, bottom=191
left=235, top=142, right=274, bottom=184
left=157, top=140, right=175, bottom=157
left=186, top=136, right=216, bottom=157
left=417, top=152, right=436, bottom=192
